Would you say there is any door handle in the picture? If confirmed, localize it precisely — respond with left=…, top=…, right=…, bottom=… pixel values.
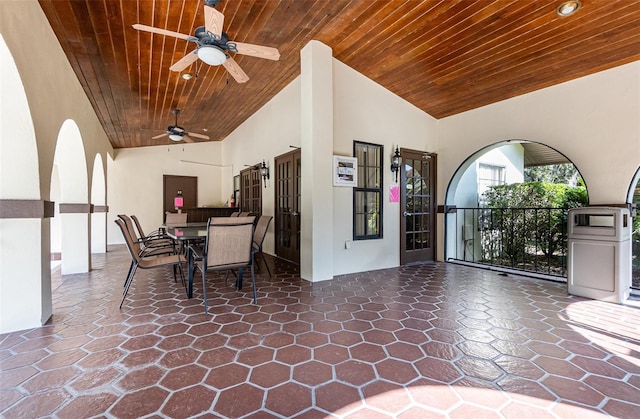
left=291, top=212, right=299, bottom=216
left=403, top=211, right=412, bottom=217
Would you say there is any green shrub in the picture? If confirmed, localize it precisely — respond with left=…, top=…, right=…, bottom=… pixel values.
left=482, top=182, right=588, bottom=261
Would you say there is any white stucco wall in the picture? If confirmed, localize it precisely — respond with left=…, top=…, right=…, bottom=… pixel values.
left=1, top=0, right=112, bottom=333
left=440, top=61, right=640, bottom=208
left=221, top=78, right=302, bottom=257
left=332, top=60, right=437, bottom=275
left=107, top=141, right=224, bottom=244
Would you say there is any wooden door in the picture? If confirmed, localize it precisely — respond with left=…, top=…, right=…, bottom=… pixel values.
left=240, top=167, right=262, bottom=215
left=400, top=149, right=437, bottom=264
left=275, top=149, right=301, bottom=264
left=163, top=175, right=197, bottom=219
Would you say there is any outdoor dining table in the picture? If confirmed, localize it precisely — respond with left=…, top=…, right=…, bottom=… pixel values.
left=165, top=223, right=207, bottom=298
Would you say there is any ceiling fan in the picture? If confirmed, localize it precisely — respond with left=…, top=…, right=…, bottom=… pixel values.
left=133, top=0, right=280, bottom=83
left=152, top=109, right=209, bottom=143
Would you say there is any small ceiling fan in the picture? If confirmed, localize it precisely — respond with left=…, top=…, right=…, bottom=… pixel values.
left=133, top=0, right=280, bottom=83
left=152, top=109, right=209, bottom=143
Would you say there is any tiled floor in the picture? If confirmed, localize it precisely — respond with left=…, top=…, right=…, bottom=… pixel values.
left=1, top=246, right=640, bottom=418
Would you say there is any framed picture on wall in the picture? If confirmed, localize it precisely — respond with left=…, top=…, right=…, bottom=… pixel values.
left=333, top=155, right=358, bottom=187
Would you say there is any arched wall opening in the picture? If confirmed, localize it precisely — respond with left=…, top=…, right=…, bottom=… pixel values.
left=444, top=139, right=588, bottom=280
left=91, top=154, right=106, bottom=253
left=53, top=119, right=90, bottom=274
left=0, top=34, right=51, bottom=333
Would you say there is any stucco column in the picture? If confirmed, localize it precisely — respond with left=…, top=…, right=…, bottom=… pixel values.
left=300, top=41, right=334, bottom=282
left=0, top=213, right=53, bottom=334
left=60, top=204, right=91, bottom=274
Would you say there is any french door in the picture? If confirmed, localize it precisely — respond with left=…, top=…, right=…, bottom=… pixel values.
left=274, top=148, right=301, bottom=264
left=400, top=149, right=437, bottom=264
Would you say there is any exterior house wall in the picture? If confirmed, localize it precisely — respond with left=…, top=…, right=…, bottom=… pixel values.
left=440, top=60, right=640, bottom=261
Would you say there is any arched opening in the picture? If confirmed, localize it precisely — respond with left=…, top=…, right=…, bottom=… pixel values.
left=445, top=140, right=587, bottom=280
left=0, top=34, right=51, bottom=333
left=53, top=119, right=90, bottom=274
left=628, top=167, right=640, bottom=292
left=91, top=154, right=106, bottom=254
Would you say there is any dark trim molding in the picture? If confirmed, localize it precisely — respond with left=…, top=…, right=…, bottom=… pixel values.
left=0, top=199, right=55, bottom=219
left=93, top=205, right=109, bottom=213
left=59, top=203, right=93, bottom=214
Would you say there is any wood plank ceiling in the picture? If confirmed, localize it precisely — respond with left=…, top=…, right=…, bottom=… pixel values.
left=38, top=0, right=640, bottom=149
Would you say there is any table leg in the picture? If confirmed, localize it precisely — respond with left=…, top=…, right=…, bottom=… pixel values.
left=187, top=245, right=194, bottom=298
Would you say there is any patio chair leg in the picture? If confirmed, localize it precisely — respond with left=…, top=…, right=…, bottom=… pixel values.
left=250, top=258, right=257, bottom=304
left=124, top=261, right=134, bottom=287
left=201, top=269, right=209, bottom=314
left=261, top=252, right=271, bottom=277
left=120, top=264, right=138, bottom=309
left=177, top=263, right=186, bottom=289
left=237, top=268, right=244, bottom=290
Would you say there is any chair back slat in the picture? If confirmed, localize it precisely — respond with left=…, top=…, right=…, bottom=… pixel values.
left=118, top=215, right=139, bottom=240
left=253, top=215, right=273, bottom=248
left=205, top=217, right=255, bottom=268
left=131, top=215, right=146, bottom=239
left=115, top=218, right=142, bottom=262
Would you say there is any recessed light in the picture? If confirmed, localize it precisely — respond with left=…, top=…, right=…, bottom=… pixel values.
left=556, top=1, right=581, bottom=17
left=182, top=73, right=192, bottom=80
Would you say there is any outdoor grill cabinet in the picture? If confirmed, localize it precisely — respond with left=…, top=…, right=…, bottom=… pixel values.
left=567, top=206, right=631, bottom=303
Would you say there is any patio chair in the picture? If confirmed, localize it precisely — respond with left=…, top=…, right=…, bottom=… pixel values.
left=131, top=214, right=165, bottom=240
left=165, top=212, right=188, bottom=225
left=118, top=214, right=175, bottom=253
left=115, top=218, right=185, bottom=308
left=191, top=216, right=257, bottom=314
left=252, top=215, right=273, bottom=276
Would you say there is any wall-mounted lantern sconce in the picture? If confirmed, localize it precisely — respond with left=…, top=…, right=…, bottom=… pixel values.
left=390, top=146, right=401, bottom=183
left=260, top=160, right=270, bottom=187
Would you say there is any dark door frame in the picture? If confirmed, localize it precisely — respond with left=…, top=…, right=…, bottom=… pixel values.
left=274, top=148, right=301, bottom=264
left=400, top=148, right=437, bottom=265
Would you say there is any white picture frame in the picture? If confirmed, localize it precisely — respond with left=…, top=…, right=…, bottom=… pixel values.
left=333, top=155, right=358, bottom=187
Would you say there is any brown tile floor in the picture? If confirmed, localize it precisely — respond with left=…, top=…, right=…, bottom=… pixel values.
left=1, top=245, right=640, bottom=418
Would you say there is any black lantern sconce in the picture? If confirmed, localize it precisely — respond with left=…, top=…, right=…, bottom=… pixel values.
left=390, top=146, right=401, bottom=183
left=260, top=160, right=270, bottom=187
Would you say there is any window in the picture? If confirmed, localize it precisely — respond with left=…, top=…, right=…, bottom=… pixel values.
left=353, top=141, right=383, bottom=240
left=477, top=163, right=506, bottom=207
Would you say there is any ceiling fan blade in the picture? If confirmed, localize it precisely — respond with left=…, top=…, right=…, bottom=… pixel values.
left=182, top=135, right=195, bottom=143
left=233, top=42, right=280, bottom=61
left=222, top=57, right=249, bottom=84
left=204, top=6, right=224, bottom=39
left=152, top=132, right=169, bottom=140
left=133, top=24, right=192, bottom=41
left=187, top=132, right=210, bottom=140
left=169, top=50, right=198, bottom=72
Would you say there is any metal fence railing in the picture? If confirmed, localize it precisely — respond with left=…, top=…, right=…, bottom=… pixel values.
left=449, top=207, right=568, bottom=279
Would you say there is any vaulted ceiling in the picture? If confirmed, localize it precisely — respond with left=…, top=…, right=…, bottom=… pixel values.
left=38, top=0, right=640, bottom=149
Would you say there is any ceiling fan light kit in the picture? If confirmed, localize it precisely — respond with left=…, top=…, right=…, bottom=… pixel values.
left=151, top=109, right=210, bottom=143
left=133, top=1, right=280, bottom=83
left=197, top=46, right=226, bottom=66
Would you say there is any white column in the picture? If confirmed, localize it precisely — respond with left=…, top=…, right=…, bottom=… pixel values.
left=0, top=218, right=52, bottom=333
left=300, top=41, right=334, bottom=282
left=91, top=212, right=106, bottom=253
left=61, top=212, right=91, bottom=274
